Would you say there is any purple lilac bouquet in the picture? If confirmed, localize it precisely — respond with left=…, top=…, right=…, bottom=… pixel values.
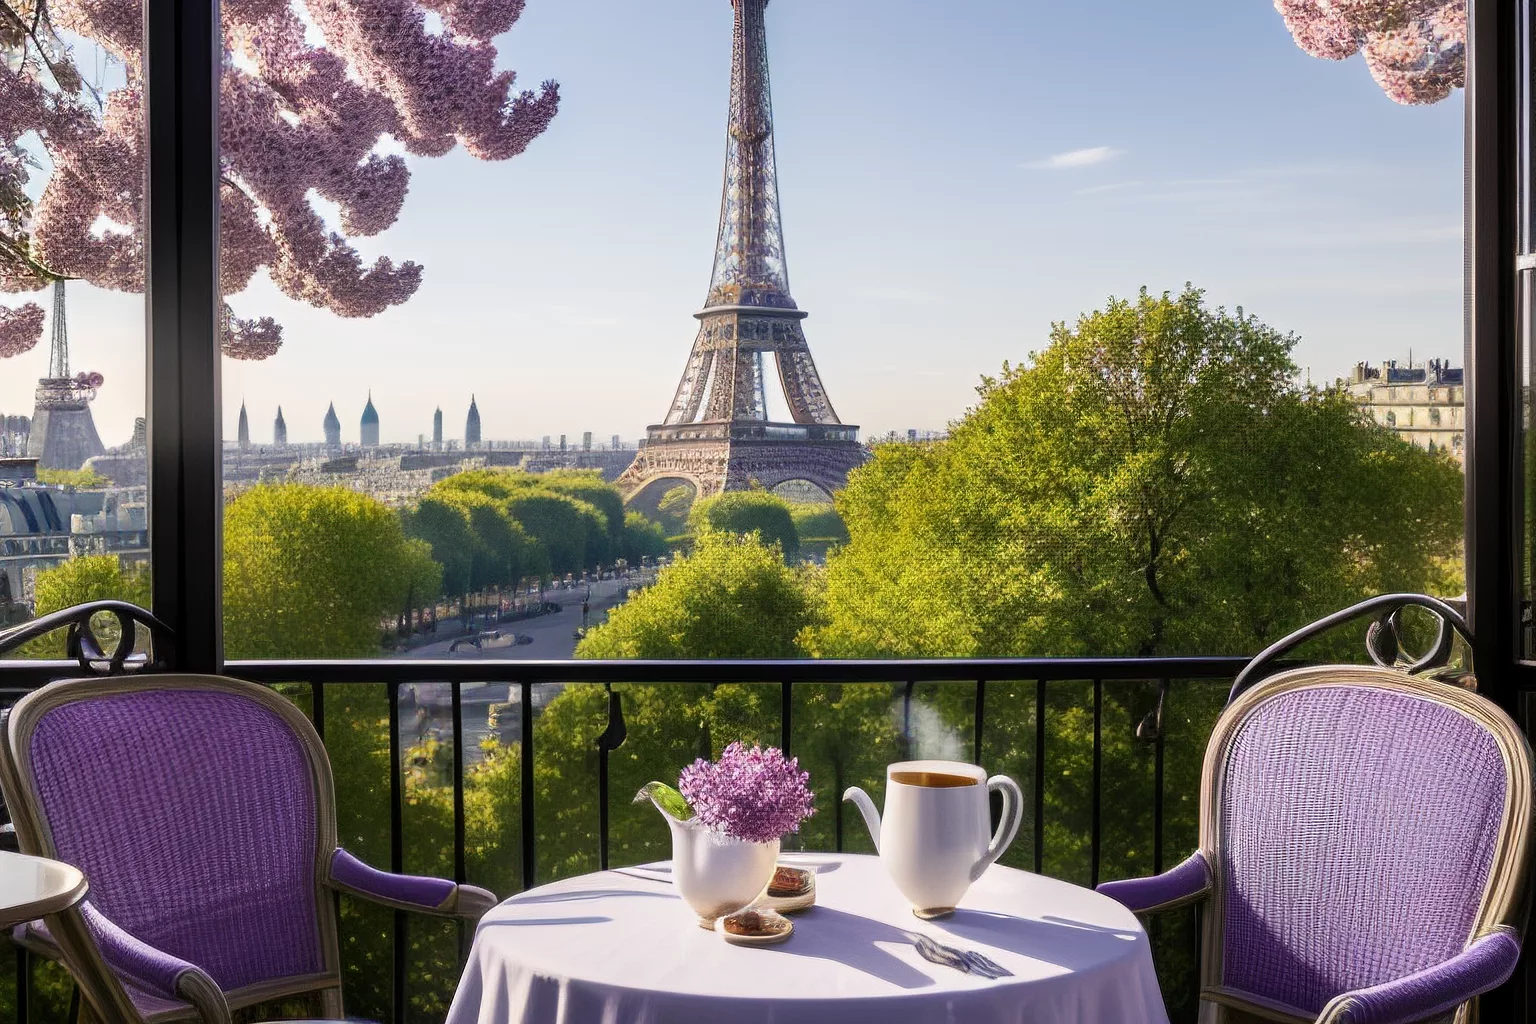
left=676, top=743, right=816, bottom=845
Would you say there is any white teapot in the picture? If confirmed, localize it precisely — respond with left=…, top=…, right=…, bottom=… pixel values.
left=844, top=759, right=1022, bottom=919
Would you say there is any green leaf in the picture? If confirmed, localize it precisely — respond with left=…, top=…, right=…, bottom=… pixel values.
left=634, top=781, right=694, bottom=821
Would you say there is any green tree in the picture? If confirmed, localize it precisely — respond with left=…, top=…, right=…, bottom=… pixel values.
left=688, top=491, right=800, bottom=562
left=224, top=484, right=441, bottom=660
left=808, top=285, right=1464, bottom=660
left=505, top=491, right=605, bottom=576
left=405, top=495, right=477, bottom=598
left=656, top=485, right=695, bottom=535
left=788, top=502, right=849, bottom=544
left=438, top=490, right=539, bottom=592
left=431, top=468, right=627, bottom=571
left=576, top=531, right=818, bottom=659
left=621, top=511, right=669, bottom=563
left=35, top=467, right=108, bottom=489
left=538, top=471, right=625, bottom=562
left=19, top=555, right=151, bottom=658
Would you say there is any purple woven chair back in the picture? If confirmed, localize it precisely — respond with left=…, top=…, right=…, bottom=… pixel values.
left=1212, top=679, right=1510, bottom=1016
left=21, top=686, right=325, bottom=991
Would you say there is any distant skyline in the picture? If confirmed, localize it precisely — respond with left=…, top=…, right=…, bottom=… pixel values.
left=0, top=0, right=1464, bottom=446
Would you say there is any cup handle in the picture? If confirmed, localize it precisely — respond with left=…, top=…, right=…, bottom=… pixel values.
left=971, top=775, right=1024, bottom=882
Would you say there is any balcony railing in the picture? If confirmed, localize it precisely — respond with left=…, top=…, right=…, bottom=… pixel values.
left=0, top=654, right=1258, bottom=1024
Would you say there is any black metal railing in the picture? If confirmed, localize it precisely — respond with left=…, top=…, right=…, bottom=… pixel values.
left=0, top=656, right=1248, bottom=1024
left=228, top=656, right=1255, bottom=887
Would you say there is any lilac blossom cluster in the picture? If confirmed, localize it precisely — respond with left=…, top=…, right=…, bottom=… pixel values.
left=1, top=0, right=559, bottom=359
left=1275, top=0, right=1465, bottom=105
left=678, top=743, right=816, bottom=846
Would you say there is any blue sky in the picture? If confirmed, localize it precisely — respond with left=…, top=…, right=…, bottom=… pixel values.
left=0, top=0, right=1464, bottom=447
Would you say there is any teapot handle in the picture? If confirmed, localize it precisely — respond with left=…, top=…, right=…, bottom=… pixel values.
left=842, top=786, right=881, bottom=852
left=971, top=775, right=1023, bottom=882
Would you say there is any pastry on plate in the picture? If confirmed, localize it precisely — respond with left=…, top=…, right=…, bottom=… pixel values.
left=718, top=908, right=793, bottom=945
left=756, top=864, right=816, bottom=914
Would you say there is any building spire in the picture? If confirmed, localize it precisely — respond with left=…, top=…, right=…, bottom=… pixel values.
left=465, top=395, right=481, bottom=446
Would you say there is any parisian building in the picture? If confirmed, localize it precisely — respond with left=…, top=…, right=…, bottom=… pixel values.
left=1344, top=358, right=1464, bottom=462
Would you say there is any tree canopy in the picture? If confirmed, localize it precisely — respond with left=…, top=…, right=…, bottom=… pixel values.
left=622, top=511, right=669, bottom=563
left=575, top=532, right=819, bottom=660
left=807, top=286, right=1464, bottom=659
left=19, top=553, right=150, bottom=658
left=224, top=484, right=440, bottom=659
left=688, top=490, right=801, bottom=562
left=424, top=469, right=622, bottom=578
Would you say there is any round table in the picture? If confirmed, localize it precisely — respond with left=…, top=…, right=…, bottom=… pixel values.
left=446, top=853, right=1169, bottom=1024
left=0, top=850, right=87, bottom=930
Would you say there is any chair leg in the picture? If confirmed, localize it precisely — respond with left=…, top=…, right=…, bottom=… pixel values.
left=318, top=984, right=344, bottom=1019
left=67, top=984, right=80, bottom=1024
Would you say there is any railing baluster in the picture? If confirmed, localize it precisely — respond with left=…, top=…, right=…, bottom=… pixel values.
left=1034, top=679, right=1045, bottom=875
left=16, top=944, right=26, bottom=1024
left=1154, top=679, right=1168, bottom=877
left=972, top=679, right=985, bottom=767
left=598, top=683, right=612, bottom=871
left=388, top=680, right=405, bottom=1023
left=312, top=681, right=325, bottom=740
left=779, top=680, right=792, bottom=755
left=901, top=681, right=914, bottom=757
left=452, top=680, right=468, bottom=962
left=452, top=682, right=466, bottom=885
left=1091, top=679, right=1102, bottom=888
left=520, top=680, right=536, bottom=891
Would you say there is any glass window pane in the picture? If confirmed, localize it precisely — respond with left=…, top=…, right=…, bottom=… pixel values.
left=218, top=0, right=1464, bottom=665
left=0, top=0, right=149, bottom=662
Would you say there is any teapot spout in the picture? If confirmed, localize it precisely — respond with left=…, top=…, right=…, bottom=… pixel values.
left=842, top=786, right=881, bottom=852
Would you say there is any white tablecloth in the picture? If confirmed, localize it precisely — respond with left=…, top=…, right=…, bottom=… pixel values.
left=446, top=853, right=1169, bottom=1024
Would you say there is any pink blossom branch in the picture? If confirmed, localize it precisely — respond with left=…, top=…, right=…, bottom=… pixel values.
left=0, top=300, right=44, bottom=357
left=1, top=0, right=558, bottom=360
left=1274, top=0, right=1464, bottom=105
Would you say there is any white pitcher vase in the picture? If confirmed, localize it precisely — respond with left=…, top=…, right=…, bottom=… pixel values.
left=667, top=816, right=780, bottom=929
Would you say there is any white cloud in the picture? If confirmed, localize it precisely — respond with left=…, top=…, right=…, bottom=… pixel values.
left=1024, top=146, right=1123, bottom=170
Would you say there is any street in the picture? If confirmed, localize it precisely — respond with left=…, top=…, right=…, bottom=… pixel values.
left=394, top=578, right=633, bottom=661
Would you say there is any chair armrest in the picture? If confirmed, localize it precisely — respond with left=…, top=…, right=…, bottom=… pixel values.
left=1096, top=852, right=1210, bottom=914
left=1317, top=928, right=1521, bottom=1024
left=325, top=848, right=497, bottom=920
left=77, top=901, right=230, bottom=1022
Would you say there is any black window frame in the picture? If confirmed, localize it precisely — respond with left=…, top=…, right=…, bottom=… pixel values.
left=1, top=0, right=1531, bottom=1011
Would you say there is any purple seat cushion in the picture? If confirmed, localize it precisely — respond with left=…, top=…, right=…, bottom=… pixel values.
left=27, top=688, right=324, bottom=992
left=1218, top=684, right=1506, bottom=1014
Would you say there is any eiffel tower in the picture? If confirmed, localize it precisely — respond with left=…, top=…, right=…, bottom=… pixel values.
left=617, top=0, right=864, bottom=504
left=27, top=280, right=105, bottom=470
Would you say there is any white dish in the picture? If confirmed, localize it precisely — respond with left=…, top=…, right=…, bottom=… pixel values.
left=716, top=909, right=794, bottom=946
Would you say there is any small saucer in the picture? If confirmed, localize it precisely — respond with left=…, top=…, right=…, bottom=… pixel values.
left=754, top=866, right=816, bottom=914
left=717, top=908, right=794, bottom=946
